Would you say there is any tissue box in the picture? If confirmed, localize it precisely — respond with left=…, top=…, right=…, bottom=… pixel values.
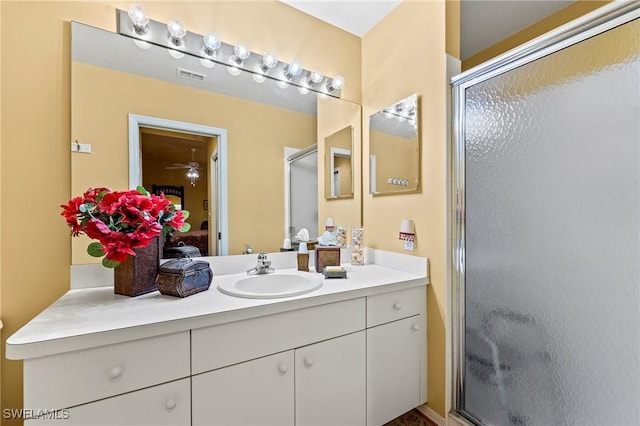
left=315, top=246, right=340, bottom=273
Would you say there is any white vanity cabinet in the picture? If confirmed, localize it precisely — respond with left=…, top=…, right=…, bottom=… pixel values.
left=23, top=331, right=190, bottom=425
left=295, top=331, right=366, bottom=425
left=11, top=255, right=429, bottom=426
left=191, top=298, right=366, bottom=426
left=59, top=379, right=190, bottom=426
left=366, top=286, right=427, bottom=426
left=192, top=351, right=295, bottom=426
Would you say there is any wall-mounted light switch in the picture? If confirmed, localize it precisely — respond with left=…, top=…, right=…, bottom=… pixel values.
left=71, top=141, right=92, bottom=154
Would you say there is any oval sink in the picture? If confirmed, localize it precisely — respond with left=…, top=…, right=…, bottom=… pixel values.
left=218, top=272, right=323, bottom=299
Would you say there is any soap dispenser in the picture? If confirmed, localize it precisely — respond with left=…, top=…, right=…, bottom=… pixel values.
left=297, top=242, right=309, bottom=272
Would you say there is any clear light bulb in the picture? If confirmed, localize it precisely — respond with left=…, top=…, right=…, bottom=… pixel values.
left=262, top=51, right=278, bottom=69
left=306, top=71, right=323, bottom=86
left=128, top=4, right=149, bottom=32
left=326, top=75, right=344, bottom=91
left=234, top=44, right=250, bottom=60
left=284, top=60, right=303, bottom=80
left=203, top=33, right=221, bottom=52
left=167, top=19, right=187, bottom=41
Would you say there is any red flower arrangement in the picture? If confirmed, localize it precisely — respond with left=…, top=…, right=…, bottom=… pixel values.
left=61, top=186, right=190, bottom=267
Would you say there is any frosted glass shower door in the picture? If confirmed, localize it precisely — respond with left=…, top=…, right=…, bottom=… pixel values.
left=455, top=14, right=639, bottom=426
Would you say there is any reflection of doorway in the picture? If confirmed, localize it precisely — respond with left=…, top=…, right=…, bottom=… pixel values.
left=333, top=169, right=341, bottom=197
left=128, top=114, right=228, bottom=255
left=285, top=145, right=318, bottom=242
left=329, top=147, right=351, bottom=198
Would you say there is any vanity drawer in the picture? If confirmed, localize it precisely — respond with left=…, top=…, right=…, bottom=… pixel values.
left=192, top=297, right=365, bottom=374
left=367, top=286, right=426, bottom=327
left=24, top=331, right=190, bottom=410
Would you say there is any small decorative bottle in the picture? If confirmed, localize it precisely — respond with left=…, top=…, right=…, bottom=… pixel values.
left=336, top=225, right=347, bottom=248
left=351, top=226, right=364, bottom=265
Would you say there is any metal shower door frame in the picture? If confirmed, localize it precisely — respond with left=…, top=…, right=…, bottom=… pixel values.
left=450, top=2, right=640, bottom=423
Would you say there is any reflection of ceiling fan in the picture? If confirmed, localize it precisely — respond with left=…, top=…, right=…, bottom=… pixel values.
left=166, top=148, right=200, bottom=186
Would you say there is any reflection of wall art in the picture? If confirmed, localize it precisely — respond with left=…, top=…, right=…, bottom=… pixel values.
left=203, top=200, right=208, bottom=210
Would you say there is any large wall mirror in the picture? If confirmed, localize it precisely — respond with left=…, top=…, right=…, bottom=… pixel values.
left=70, top=22, right=361, bottom=263
left=324, top=126, right=353, bottom=200
left=369, top=93, right=420, bottom=195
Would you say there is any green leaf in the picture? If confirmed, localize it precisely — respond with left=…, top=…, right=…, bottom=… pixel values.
left=87, top=242, right=105, bottom=257
left=96, top=191, right=108, bottom=202
left=181, top=210, right=190, bottom=220
left=136, top=185, right=150, bottom=196
left=179, top=223, right=191, bottom=233
left=102, top=258, right=120, bottom=268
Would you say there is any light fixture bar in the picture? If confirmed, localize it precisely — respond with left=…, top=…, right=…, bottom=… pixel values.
left=115, top=8, right=343, bottom=98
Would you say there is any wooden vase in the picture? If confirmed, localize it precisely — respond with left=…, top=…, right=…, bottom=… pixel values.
left=114, top=236, right=162, bottom=297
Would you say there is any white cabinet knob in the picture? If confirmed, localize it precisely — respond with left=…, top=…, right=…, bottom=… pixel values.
left=393, top=302, right=403, bottom=310
left=304, top=357, right=314, bottom=367
left=165, top=398, right=177, bottom=411
left=278, top=364, right=289, bottom=375
left=412, top=323, right=420, bottom=331
left=108, top=366, right=123, bottom=380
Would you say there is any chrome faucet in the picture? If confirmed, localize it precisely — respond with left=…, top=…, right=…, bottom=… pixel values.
left=247, top=253, right=275, bottom=275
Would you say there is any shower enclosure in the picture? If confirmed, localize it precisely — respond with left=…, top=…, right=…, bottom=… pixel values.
left=452, top=3, right=639, bottom=425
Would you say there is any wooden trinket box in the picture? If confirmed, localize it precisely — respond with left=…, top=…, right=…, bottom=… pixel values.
left=156, top=257, right=213, bottom=298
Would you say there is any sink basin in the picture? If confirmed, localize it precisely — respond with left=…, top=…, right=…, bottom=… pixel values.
left=217, top=271, right=323, bottom=299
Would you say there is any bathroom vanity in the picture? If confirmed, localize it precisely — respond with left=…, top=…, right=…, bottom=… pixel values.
left=7, top=249, right=428, bottom=426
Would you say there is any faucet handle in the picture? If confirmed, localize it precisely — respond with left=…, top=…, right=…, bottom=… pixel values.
left=258, top=252, right=268, bottom=261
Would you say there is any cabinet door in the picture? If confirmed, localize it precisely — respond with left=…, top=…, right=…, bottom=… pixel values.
left=26, top=378, right=190, bottom=426
left=192, top=351, right=294, bottom=426
left=295, top=331, right=366, bottom=426
left=367, top=316, right=422, bottom=426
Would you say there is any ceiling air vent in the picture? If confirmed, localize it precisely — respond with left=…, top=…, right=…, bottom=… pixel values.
left=176, top=67, right=206, bottom=82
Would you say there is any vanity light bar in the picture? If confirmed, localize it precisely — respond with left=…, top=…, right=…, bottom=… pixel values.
left=115, top=8, right=344, bottom=98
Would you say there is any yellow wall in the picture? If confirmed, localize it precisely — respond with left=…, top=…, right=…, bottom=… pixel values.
left=317, top=96, right=363, bottom=232
left=446, top=0, right=461, bottom=59
left=72, top=62, right=315, bottom=260
left=1, top=1, right=361, bottom=420
left=362, top=0, right=448, bottom=416
left=370, top=130, right=419, bottom=194
left=462, top=0, right=610, bottom=70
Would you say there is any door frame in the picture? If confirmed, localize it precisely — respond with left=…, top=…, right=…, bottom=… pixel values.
left=128, top=114, right=229, bottom=255
left=284, top=145, right=318, bottom=241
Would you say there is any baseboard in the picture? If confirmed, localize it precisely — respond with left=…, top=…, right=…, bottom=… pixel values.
left=416, top=404, right=445, bottom=426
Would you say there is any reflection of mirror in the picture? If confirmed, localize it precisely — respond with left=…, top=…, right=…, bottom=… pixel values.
left=324, top=126, right=353, bottom=200
left=71, top=22, right=362, bottom=263
left=369, top=93, right=420, bottom=195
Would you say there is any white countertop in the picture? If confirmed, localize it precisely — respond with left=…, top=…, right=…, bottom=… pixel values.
left=7, top=249, right=428, bottom=360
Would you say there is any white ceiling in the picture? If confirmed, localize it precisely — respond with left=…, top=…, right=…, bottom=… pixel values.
left=280, top=0, right=576, bottom=60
